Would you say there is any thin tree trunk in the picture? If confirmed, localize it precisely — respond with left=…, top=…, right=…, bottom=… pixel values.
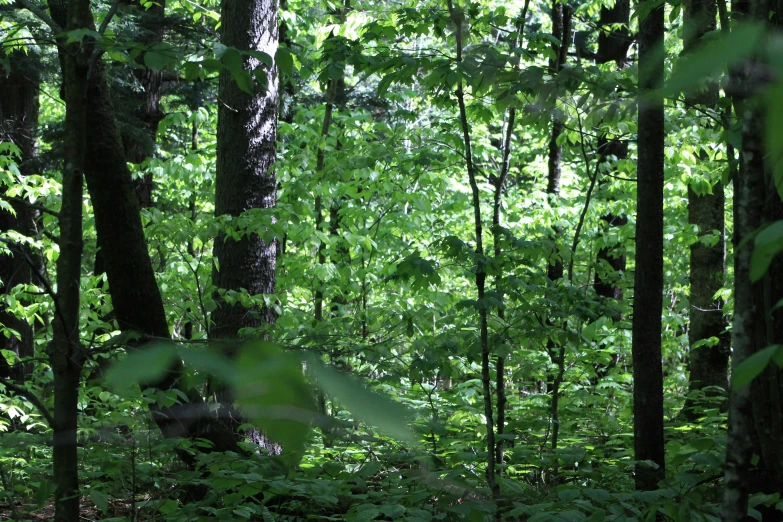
left=681, top=0, right=730, bottom=418
left=632, top=0, right=666, bottom=491
left=446, top=0, right=499, bottom=509
left=209, top=0, right=279, bottom=431
left=545, top=0, right=571, bottom=484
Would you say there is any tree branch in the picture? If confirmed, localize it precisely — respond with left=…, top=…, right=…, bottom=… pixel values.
left=14, top=0, right=62, bottom=33
left=87, top=0, right=121, bottom=79
left=0, top=377, right=55, bottom=427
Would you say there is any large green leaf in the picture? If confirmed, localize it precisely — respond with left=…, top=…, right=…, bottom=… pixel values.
left=233, top=342, right=317, bottom=464
left=750, top=220, right=783, bottom=282
left=732, top=345, right=783, bottom=390
left=105, top=342, right=176, bottom=392
left=663, top=23, right=763, bottom=97
left=307, top=356, right=417, bottom=445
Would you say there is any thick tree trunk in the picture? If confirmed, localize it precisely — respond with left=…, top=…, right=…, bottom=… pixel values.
left=209, top=0, right=279, bottom=429
left=0, top=50, right=40, bottom=382
left=126, top=0, right=166, bottom=207
left=46, top=0, right=239, bottom=453
left=632, top=1, right=666, bottom=491
left=721, top=63, right=765, bottom=522
left=679, top=0, right=730, bottom=419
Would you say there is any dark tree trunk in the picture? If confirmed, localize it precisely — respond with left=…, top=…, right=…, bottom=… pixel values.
left=446, top=0, right=499, bottom=508
left=722, top=2, right=783, bottom=519
left=593, top=0, right=631, bottom=302
left=721, top=54, right=766, bottom=522
left=208, top=0, right=279, bottom=429
left=126, top=0, right=166, bottom=208
left=46, top=0, right=239, bottom=453
left=494, top=1, right=530, bottom=474
left=46, top=1, right=90, bottom=519
left=681, top=0, right=730, bottom=418
left=632, top=1, right=666, bottom=491
left=0, top=50, right=40, bottom=382
left=545, top=0, right=571, bottom=484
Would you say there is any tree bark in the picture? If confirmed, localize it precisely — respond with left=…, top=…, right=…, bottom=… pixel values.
left=593, top=0, right=631, bottom=303
left=46, top=0, right=239, bottom=453
left=545, top=0, right=571, bottom=484
left=681, top=0, right=730, bottom=418
left=209, top=0, right=279, bottom=430
left=722, top=3, right=783, bottom=519
left=47, top=1, right=90, bottom=519
left=632, top=1, right=666, bottom=491
left=0, top=49, right=40, bottom=382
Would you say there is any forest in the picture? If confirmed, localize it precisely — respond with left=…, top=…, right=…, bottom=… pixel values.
left=1, top=0, right=783, bottom=519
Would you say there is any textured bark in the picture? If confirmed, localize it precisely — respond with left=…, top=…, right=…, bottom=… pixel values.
left=47, top=0, right=239, bottom=453
left=209, top=0, right=279, bottom=430
left=680, top=0, right=730, bottom=418
left=47, top=0, right=90, bottom=519
left=722, top=68, right=765, bottom=522
left=632, top=2, right=666, bottom=491
left=126, top=0, right=166, bottom=208
left=545, top=0, right=572, bottom=484
left=593, top=0, right=631, bottom=302
left=0, top=50, right=40, bottom=382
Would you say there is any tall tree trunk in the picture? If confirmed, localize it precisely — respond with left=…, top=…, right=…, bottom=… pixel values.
left=545, top=0, right=572, bottom=484
left=209, top=0, right=279, bottom=430
left=722, top=2, right=783, bottom=519
left=46, top=0, right=239, bottom=453
left=446, top=0, right=499, bottom=511
left=632, top=0, right=666, bottom=491
left=48, top=1, right=90, bottom=519
left=0, top=50, right=40, bottom=382
left=681, top=0, right=730, bottom=419
left=494, top=1, right=530, bottom=473
left=593, top=0, right=631, bottom=303
left=721, top=50, right=765, bottom=522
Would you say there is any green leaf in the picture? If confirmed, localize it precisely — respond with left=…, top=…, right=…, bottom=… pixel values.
left=90, top=489, right=109, bottom=513
left=144, top=51, right=170, bottom=72
left=663, top=23, right=763, bottom=97
left=105, top=342, right=177, bottom=391
left=732, top=345, right=782, bottom=390
left=276, top=47, right=294, bottom=76
left=750, top=220, right=783, bottom=282
left=307, top=356, right=417, bottom=445
left=36, top=480, right=52, bottom=507
left=233, top=342, right=317, bottom=465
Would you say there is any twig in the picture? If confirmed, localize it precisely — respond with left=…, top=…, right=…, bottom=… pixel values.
left=567, top=109, right=601, bottom=282
left=87, top=0, right=121, bottom=79
left=0, top=377, right=55, bottom=426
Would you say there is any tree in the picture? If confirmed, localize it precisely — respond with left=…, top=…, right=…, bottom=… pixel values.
left=593, top=0, right=631, bottom=304
left=0, top=49, right=40, bottom=382
left=208, top=0, right=279, bottom=430
left=44, top=0, right=239, bottom=451
left=632, top=1, right=666, bottom=491
left=681, top=0, right=730, bottom=418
